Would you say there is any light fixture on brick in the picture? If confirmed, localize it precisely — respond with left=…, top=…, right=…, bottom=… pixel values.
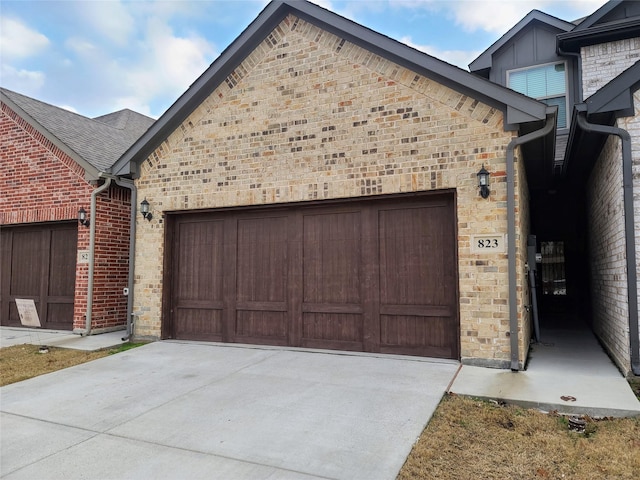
left=78, top=207, right=90, bottom=227
left=140, top=199, right=153, bottom=221
left=477, top=164, right=490, bottom=199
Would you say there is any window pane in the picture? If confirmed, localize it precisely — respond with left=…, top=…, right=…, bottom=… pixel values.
left=509, top=71, right=527, bottom=94
left=546, top=64, right=566, bottom=96
left=508, top=63, right=566, bottom=97
left=542, top=97, right=567, bottom=128
left=526, top=68, right=547, bottom=98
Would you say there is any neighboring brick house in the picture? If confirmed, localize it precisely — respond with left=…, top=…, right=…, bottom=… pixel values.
left=471, top=0, right=640, bottom=376
left=0, top=88, right=154, bottom=334
left=111, top=0, right=558, bottom=369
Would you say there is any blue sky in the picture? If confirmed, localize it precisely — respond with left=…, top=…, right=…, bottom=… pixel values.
left=1, top=0, right=607, bottom=119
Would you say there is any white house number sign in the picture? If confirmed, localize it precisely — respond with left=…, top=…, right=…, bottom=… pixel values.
left=471, top=234, right=506, bottom=254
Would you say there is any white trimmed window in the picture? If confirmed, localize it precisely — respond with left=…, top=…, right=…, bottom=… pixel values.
left=508, top=62, right=568, bottom=128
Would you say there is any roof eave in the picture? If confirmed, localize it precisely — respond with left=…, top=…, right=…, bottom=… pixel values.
left=557, top=18, right=640, bottom=51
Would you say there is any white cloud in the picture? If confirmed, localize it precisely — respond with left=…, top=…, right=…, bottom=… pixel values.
left=0, top=17, right=49, bottom=59
left=308, top=0, right=334, bottom=9
left=102, top=17, right=217, bottom=116
left=0, top=64, right=46, bottom=90
left=75, top=1, right=135, bottom=46
left=400, top=36, right=481, bottom=70
left=65, top=37, right=98, bottom=55
left=390, top=0, right=608, bottom=33
left=58, top=105, right=79, bottom=114
left=146, top=18, right=214, bottom=90
left=449, top=1, right=542, bottom=33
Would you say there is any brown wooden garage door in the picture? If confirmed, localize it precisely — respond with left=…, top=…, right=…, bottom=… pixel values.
left=0, top=222, right=77, bottom=330
left=165, top=194, right=459, bottom=359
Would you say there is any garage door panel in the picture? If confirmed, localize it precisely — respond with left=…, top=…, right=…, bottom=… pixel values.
left=175, top=307, right=223, bottom=340
left=48, top=229, right=77, bottom=297
left=303, top=211, right=361, bottom=304
left=237, top=216, right=287, bottom=303
left=10, top=231, right=44, bottom=295
left=236, top=311, right=287, bottom=339
left=379, top=206, right=451, bottom=306
left=380, top=315, right=454, bottom=357
left=176, top=221, right=224, bottom=303
left=235, top=216, right=288, bottom=341
left=46, top=303, right=75, bottom=329
left=303, top=313, right=363, bottom=344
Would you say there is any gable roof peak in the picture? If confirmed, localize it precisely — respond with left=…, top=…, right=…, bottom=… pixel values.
left=113, top=0, right=550, bottom=176
left=469, top=9, right=575, bottom=73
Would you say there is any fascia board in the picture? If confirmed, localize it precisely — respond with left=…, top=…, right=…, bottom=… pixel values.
left=557, top=18, right=640, bottom=50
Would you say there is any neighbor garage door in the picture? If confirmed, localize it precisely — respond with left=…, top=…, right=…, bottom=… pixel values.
left=0, top=222, right=77, bottom=330
left=165, top=194, right=458, bottom=359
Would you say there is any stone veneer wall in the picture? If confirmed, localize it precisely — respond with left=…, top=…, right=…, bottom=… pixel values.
left=133, top=15, right=530, bottom=367
left=581, top=38, right=640, bottom=98
left=587, top=134, right=631, bottom=373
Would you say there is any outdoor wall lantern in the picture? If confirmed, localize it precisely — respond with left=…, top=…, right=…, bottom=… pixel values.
left=78, top=207, right=90, bottom=227
left=477, top=164, right=490, bottom=199
left=140, top=199, right=153, bottom=221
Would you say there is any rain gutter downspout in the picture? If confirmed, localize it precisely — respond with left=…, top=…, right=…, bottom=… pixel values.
left=84, top=176, right=112, bottom=336
left=506, top=113, right=556, bottom=371
left=576, top=112, right=640, bottom=376
left=111, top=177, right=136, bottom=342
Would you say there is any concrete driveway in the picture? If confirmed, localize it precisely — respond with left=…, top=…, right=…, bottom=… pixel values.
left=0, top=341, right=459, bottom=480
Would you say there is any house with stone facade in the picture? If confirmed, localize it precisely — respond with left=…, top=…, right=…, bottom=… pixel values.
left=111, top=0, right=558, bottom=370
left=0, top=88, right=154, bottom=335
left=470, top=0, right=640, bottom=376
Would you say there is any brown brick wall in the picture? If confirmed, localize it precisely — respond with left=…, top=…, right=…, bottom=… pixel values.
left=133, top=15, right=528, bottom=366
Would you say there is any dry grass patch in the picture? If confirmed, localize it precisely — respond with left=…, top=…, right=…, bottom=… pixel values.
left=0, top=344, right=124, bottom=386
left=398, top=394, right=640, bottom=480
